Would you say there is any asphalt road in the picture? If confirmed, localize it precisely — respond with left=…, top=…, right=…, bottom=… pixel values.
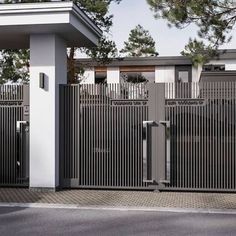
left=0, top=207, right=236, bottom=236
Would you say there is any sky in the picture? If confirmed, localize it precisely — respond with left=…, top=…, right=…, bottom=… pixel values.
left=109, top=0, right=236, bottom=56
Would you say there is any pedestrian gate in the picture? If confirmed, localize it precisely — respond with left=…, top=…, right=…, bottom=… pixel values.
left=60, top=84, right=150, bottom=189
left=0, top=85, right=29, bottom=187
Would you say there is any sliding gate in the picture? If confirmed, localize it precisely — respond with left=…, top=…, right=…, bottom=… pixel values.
left=0, top=85, right=29, bottom=187
left=163, top=82, right=236, bottom=191
left=60, top=82, right=236, bottom=192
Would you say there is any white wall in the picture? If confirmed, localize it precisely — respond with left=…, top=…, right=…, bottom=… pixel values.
left=192, top=64, right=202, bottom=82
left=30, top=34, right=67, bottom=190
left=155, top=66, right=175, bottom=83
left=107, top=67, right=120, bottom=83
left=81, top=68, right=95, bottom=84
left=191, top=59, right=236, bottom=82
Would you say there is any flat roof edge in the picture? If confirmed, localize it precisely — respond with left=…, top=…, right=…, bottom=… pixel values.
left=0, top=2, right=102, bottom=38
left=0, top=2, right=74, bottom=12
left=72, top=3, right=102, bottom=38
left=76, top=56, right=192, bottom=67
left=201, top=71, right=236, bottom=75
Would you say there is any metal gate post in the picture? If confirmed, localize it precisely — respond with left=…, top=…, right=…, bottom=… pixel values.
left=59, top=85, right=65, bottom=187
left=18, top=85, right=30, bottom=184
left=23, top=85, right=30, bottom=122
left=147, top=83, right=166, bottom=190
left=15, top=85, right=30, bottom=185
left=23, top=85, right=30, bottom=182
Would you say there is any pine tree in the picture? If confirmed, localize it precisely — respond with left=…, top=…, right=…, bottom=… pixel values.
left=120, top=25, right=158, bottom=57
left=146, top=0, right=236, bottom=64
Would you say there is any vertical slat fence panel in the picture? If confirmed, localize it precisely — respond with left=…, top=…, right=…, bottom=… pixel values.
left=60, top=83, right=149, bottom=189
left=61, top=81, right=236, bottom=191
left=165, top=82, right=236, bottom=191
left=0, top=85, right=29, bottom=187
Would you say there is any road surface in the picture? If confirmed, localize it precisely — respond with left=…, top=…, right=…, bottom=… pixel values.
left=0, top=206, right=236, bottom=236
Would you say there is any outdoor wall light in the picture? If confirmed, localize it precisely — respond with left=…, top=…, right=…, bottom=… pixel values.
left=39, top=73, right=45, bottom=89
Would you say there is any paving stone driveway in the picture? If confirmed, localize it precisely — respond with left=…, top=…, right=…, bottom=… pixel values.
left=0, top=188, right=236, bottom=210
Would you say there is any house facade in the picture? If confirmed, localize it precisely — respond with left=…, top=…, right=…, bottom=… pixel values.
left=77, top=49, right=236, bottom=84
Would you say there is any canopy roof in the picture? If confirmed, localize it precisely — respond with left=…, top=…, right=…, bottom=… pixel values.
left=0, top=2, right=102, bottom=49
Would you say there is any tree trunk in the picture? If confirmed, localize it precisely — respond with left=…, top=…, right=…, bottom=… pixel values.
left=67, top=47, right=76, bottom=84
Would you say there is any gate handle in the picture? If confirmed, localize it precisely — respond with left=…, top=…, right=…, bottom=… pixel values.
left=159, top=121, right=171, bottom=184
left=16, top=121, right=29, bottom=132
left=16, top=120, right=29, bottom=181
left=143, top=120, right=158, bottom=183
left=159, top=121, right=170, bottom=128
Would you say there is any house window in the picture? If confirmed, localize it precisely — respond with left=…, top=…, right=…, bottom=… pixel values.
left=203, top=64, right=225, bottom=72
left=177, top=71, right=189, bottom=83
left=175, top=66, right=192, bottom=98
left=95, top=71, right=107, bottom=84
left=175, top=66, right=192, bottom=83
left=120, top=66, right=155, bottom=84
left=120, top=72, right=155, bottom=83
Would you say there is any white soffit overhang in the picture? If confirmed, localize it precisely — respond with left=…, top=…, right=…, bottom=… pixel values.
left=0, top=2, right=102, bottom=49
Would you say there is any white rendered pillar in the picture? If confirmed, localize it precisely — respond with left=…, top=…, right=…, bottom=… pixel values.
left=29, top=34, right=67, bottom=190
left=107, top=67, right=120, bottom=83
left=82, top=68, right=95, bottom=84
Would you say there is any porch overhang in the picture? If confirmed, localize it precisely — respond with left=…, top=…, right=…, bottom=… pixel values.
left=0, top=2, right=102, bottom=49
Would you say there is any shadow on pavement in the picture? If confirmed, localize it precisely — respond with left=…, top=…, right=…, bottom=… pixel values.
left=0, top=206, right=26, bottom=215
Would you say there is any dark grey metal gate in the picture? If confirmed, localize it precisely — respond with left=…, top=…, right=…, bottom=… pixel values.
left=0, top=85, right=29, bottom=187
left=162, top=82, right=236, bottom=191
left=60, top=84, right=156, bottom=189
left=60, top=82, right=236, bottom=192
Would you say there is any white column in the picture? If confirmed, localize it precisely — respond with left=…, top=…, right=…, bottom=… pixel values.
left=29, top=34, right=67, bottom=190
left=155, top=66, right=175, bottom=99
left=81, top=68, right=95, bottom=84
left=192, top=64, right=202, bottom=82
left=107, top=67, right=120, bottom=83
left=155, top=66, right=175, bottom=83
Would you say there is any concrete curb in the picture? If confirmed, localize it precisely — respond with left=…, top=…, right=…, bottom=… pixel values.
left=1, top=202, right=236, bottom=215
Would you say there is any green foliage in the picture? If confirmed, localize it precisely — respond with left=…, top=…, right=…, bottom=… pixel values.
left=77, top=0, right=122, bottom=32
left=121, top=72, right=148, bottom=83
left=0, top=49, right=29, bottom=84
left=120, top=24, right=158, bottom=57
left=181, top=39, right=219, bottom=67
left=76, top=1, right=121, bottom=75
left=83, top=36, right=118, bottom=64
left=147, top=0, right=236, bottom=63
